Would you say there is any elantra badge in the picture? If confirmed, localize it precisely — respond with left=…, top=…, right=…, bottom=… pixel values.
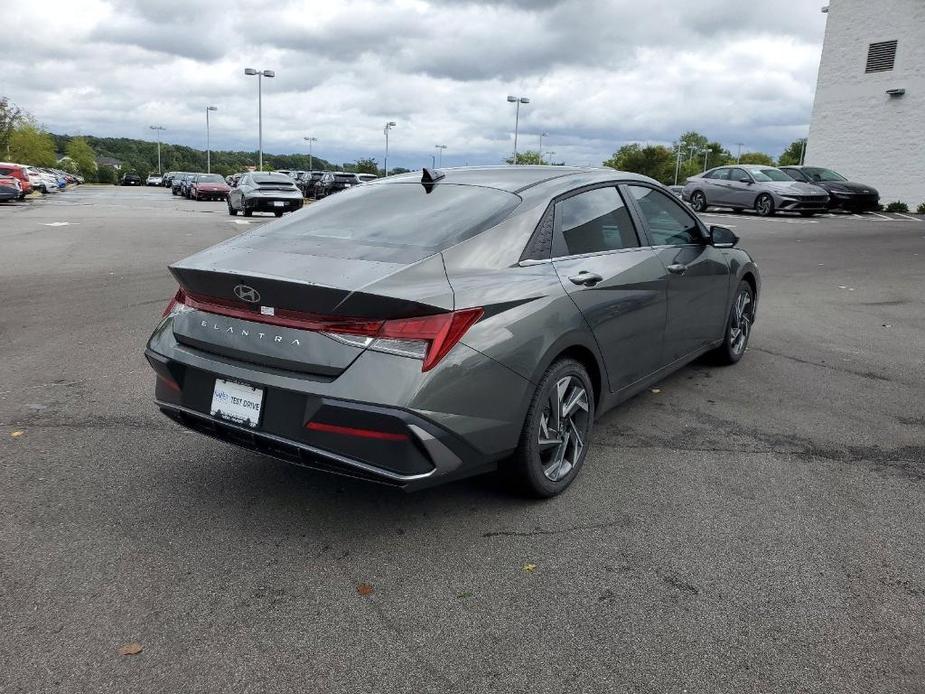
left=234, top=284, right=260, bottom=303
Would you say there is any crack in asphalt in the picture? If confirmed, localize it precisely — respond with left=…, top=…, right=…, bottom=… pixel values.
left=751, top=346, right=895, bottom=383
left=482, top=518, right=629, bottom=538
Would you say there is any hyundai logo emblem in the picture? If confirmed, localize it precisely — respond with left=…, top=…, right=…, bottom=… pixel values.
left=234, top=284, right=261, bottom=303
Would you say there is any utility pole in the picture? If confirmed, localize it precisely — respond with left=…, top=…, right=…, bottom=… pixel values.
left=735, top=142, right=745, bottom=164
left=383, top=122, right=396, bottom=176
left=205, top=106, right=217, bottom=173
left=506, top=95, right=530, bottom=164
left=304, top=136, right=317, bottom=170
left=149, top=126, right=166, bottom=174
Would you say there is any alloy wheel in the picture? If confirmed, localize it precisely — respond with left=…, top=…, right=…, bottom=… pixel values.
left=756, top=195, right=773, bottom=216
left=691, top=192, right=706, bottom=212
left=729, top=288, right=753, bottom=356
left=537, top=376, right=591, bottom=482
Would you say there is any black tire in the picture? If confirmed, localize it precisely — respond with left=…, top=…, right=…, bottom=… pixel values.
left=690, top=191, right=707, bottom=212
left=755, top=194, right=775, bottom=217
left=506, top=359, right=595, bottom=498
left=708, top=280, right=755, bottom=365
left=243, top=207, right=253, bottom=217
left=274, top=210, right=283, bottom=217
left=799, top=211, right=816, bottom=217
left=227, top=199, right=237, bottom=216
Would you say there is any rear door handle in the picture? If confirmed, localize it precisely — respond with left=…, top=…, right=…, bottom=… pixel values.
left=667, top=263, right=687, bottom=275
left=568, top=271, right=604, bottom=286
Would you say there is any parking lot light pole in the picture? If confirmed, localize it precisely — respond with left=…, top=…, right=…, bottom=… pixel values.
left=244, top=68, right=275, bottom=171
left=435, top=144, right=447, bottom=168
left=735, top=142, right=744, bottom=164
left=539, top=131, right=548, bottom=160
left=507, top=95, right=529, bottom=164
left=303, top=136, right=317, bottom=171
left=205, top=107, right=217, bottom=173
left=149, top=125, right=166, bottom=174
left=383, top=122, right=396, bottom=176
left=703, top=149, right=710, bottom=172
left=674, top=144, right=683, bottom=186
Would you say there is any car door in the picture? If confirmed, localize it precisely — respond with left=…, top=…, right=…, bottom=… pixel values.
left=725, top=167, right=754, bottom=207
left=702, top=167, right=731, bottom=205
left=625, top=184, right=730, bottom=364
left=232, top=174, right=248, bottom=209
left=550, top=185, right=668, bottom=392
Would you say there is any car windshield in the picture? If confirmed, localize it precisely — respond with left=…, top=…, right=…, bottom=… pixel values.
left=268, top=182, right=520, bottom=251
left=197, top=174, right=225, bottom=183
left=748, top=168, right=792, bottom=182
left=801, top=167, right=848, bottom=182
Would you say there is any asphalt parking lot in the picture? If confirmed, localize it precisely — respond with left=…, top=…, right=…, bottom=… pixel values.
left=1, top=185, right=924, bottom=693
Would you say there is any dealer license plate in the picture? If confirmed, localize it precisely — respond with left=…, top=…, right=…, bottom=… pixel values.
left=273, top=201, right=285, bottom=207
left=210, top=379, right=264, bottom=428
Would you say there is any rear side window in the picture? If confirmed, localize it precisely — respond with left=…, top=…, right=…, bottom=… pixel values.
left=782, top=169, right=805, bottom=182
left=269, top=182, right=520, bottom=251
left=710, top=168, right=730, bottom=180
left=628, top=185, right=702, bottom=246
left=554, top=187, right=639, bottom=256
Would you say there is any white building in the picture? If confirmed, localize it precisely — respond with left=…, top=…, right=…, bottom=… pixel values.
left=806, top=0, right=925, bottom=208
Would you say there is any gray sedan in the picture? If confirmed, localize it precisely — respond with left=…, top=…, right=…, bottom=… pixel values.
left=683, top=165, right=830, bottom=217
left=147, top=166, right=760, bottom=497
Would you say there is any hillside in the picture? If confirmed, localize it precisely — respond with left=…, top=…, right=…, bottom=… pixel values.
left=49, top=133, right=336, bottom=179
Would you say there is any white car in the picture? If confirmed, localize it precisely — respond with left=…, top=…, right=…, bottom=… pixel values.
left=146, top=174, right=163, bottom=186
left=27, top=168, right=58, bottom=193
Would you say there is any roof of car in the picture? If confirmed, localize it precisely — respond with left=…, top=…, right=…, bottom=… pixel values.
left=382, top=165, right=653, bottom=194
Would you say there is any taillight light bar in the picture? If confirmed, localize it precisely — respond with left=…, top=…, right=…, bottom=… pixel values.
left=306, top=421, right=409, bottom=441
left=162, top=288, right=483, bottom=372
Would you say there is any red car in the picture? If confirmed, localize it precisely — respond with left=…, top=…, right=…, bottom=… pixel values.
left=0, top=163, right=33, bottom=198
left=189, top=173, right=230, bottom=201
left=0, top=174, right=22, bottom=202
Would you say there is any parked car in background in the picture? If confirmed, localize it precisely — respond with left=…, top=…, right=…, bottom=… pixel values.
left=298, top=171, right=325, bottom=198
left=357, top=174, right=378, bottom=184
left=25, top=168, right=46, bottom=193
left=146, top=174, right=163, bottom=186
left=226, top=172, right=303, bottom=217
left=0, top=163, right=33, bottom=198
left=778, top=166, right=880, bottom=212
left=121, top=173, right=142, bottom=186
left=0, top=174, right=22, bottom=201
left=315, top=172, right=362, bottom=198
left=682, top=165, right=829, bottom=217
left=178, top=173, right=199, bottom=197
left=189, top=174, right=231, bottom=201
left=149, top=166, right=759, bottom=496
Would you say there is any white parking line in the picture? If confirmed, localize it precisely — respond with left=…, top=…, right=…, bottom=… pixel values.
left=894, top=213, right=923, bottom=222
left=868, top=212, right=893, bottom=221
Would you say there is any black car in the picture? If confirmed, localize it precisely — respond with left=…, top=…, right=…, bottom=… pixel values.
left=298, top=171, right=325, bottom=198
left=120, top=173, right=142, bottom=186
left=316, top=172, right=361, bottom=198
left=171, top=173, right=193, bottom=195
left=227, top=172, right=304, bottom=217
left=179, top=174, right=199, bottom=198
left=779, top=166, right=880, bottom=212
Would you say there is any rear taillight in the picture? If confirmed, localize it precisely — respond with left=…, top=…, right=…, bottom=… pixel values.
left=161, top=286, right=482, bottom=372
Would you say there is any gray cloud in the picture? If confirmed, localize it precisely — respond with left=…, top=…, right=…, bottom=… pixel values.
left=5, top=0, right=826, bottom=167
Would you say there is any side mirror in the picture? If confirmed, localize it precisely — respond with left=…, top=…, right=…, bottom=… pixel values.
left=739, top=178, right=752, bottom=184
left=710, top=225, right=738, bottom=248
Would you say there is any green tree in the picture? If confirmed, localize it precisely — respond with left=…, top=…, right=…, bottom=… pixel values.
left=738, top=151, right=775, bottom=166
left=778, top=138, right=806, bottom=166
left=0, top=96, right=24, bottom=159
left=354, top=157, right=379, bottom=175
left=603, top=144, right=675, bottom=183
left=66, top=137, right=97, bottom=178
left=388, top=167, right=410, bottom=175
left=96, top=164, right=117, bottom=184
left=9, top=123, right=57, bottom=166
left=504, top=149, right=546, bottom=165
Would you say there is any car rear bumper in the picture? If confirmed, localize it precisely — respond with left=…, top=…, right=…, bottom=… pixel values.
left=146, top=347, right=501, bottom=490
left=245, top=197, right=304, bottom=212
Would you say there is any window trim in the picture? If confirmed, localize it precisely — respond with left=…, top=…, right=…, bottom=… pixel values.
left=621, top=182, right=709, bottom=248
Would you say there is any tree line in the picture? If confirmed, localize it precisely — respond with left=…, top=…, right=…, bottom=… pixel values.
left=601, top=131, right=806, bottom=184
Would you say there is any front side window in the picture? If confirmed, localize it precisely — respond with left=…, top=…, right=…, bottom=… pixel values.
left=782, top=169, right=806, bottom=182
left=729, top=168, right=750, bottom=183
left=801, top=167, right=847, bottom=182
left=628, top=185, right=701, bottom=246
left=554, top=187, right=639, bottom=256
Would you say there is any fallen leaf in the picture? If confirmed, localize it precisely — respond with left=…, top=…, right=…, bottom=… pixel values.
left=456, top=591, right=474, bottom=599
left=10, top=431, right=24, bottom=438
left=650, top=388, right=661, bottom=394
left=356, top=583, right=374, bottom=596
left=118, top=642, right=143, bottom=656
left=522, top=563, right=537, bottom=573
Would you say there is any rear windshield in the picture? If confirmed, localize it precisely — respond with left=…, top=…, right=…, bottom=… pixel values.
left=334, top=174, right=357, bottom=181
left=253, top=175, right=294, bottom=185
left=271, top=182, right=520, bottom=251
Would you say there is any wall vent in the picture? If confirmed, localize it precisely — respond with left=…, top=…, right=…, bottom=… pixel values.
left=865, top=40, right=898, bottom=73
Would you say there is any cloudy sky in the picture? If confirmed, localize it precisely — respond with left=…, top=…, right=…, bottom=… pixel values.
left=8, top=0, right=827, bottom=169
